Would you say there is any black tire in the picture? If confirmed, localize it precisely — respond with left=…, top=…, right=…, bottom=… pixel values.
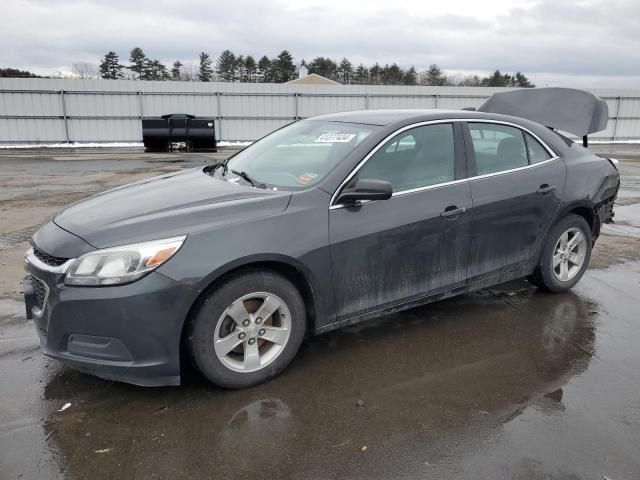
left=528, top=214, right=592, bottom=293
left=187, top=270, right=306, bottom=389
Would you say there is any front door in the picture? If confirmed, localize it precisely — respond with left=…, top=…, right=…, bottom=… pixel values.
left=463, top=121, right=566, bottom=281
left=329, top=122, right=472, bottom=321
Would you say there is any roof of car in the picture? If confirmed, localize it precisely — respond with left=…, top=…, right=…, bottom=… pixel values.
left=311, top=109, right=503, bottom=126
left=309, top=108, right=572, bottom=157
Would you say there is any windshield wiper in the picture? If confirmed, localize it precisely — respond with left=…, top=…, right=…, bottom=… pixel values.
left=230, top=169, right=265, bottom=189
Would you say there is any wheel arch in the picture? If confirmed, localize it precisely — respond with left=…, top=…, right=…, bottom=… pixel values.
left=555, top=201, right=600, bottom=241
left=180, top=254, right=320, bottom=353
left=529, top=200, right=598, bottom=275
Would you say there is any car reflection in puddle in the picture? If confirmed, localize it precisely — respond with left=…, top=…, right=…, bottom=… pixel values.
left=41, top=280, right=595, bottom=479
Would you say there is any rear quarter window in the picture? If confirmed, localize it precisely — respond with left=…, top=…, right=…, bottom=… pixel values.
left=525, top=132, right=553, bottom=163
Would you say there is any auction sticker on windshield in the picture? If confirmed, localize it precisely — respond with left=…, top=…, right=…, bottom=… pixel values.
left=314, top=133, right=356, bottom=143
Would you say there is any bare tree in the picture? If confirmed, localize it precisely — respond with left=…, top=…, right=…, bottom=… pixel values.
left=72, top=62, right=98, bottom=79
left=178, top=63, right=199, bottom=81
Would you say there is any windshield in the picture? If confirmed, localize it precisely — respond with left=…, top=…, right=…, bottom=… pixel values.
left=220, top=120, right=380, bottom=189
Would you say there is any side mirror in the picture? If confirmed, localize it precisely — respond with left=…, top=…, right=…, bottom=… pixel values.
left=336, top=178, right=393, bottom=205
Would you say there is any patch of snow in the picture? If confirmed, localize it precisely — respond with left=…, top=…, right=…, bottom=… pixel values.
left=217, top=141, right=252, bottom=147
left=0, top=142, right=143, bottom=149
left=0, top=141, right=252, bottom=149
left=589, top=140, right=640, bottom=144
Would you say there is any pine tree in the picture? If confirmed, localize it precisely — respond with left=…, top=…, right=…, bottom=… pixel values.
left=338, top=58, right=353, bottom=84
left=171, top=61, right=183, bottom=80
left=235, top=55, right=245, bottom=82
left=354, top=64, right=368, bottom=84
left=369, top=63, right=382, bottom=84
left=198, top=52, right=213, bottom=82
left=482, top=70, right=506, bottom=87
left=216, top=50, right=236, bottom=81
left=424, top=64, right=446, bottom=86
left=257, top=55, right=271, bottom=82
left=128, top=47, right=148, bottom=80
left=478, top=70, right=535, bottom=87
left=503, top=73, right=514, bottom=87
left=245, top=56, right=257, bottom=82
left=99, top=51, right=124, bottom=79
left=515, top=72, right=535, bottom=87
left=307, top=57, right=337, bottom=80
left=402, top=66, right=417, bottom=85
left=146, top=59, right=169, bottom=80
left=381, top=63, right=403, bottom=85
left=271, top=50, right=296, bottom=83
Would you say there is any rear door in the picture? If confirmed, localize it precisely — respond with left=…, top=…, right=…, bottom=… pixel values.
left=328, top=121, right=472, bottom=321
left=463, top=121, right=566, bottom=281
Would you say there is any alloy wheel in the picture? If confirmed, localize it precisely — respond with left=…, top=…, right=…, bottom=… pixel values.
left=213, top=292, right=292, bottom=373
left=552, top=227, right=587, bottom=282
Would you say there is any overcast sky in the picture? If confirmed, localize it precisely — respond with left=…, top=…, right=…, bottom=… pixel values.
left=2, top=0, right=640, bottom=87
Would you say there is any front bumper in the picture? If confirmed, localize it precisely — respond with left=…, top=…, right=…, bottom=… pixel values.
left=24, top=256, right=199, bottom=387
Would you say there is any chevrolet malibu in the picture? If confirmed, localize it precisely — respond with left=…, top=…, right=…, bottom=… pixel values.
left=24, top=88, right=620, bottom=388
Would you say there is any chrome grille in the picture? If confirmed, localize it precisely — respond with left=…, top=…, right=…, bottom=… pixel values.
left=33, top=247, right=68, bottom=267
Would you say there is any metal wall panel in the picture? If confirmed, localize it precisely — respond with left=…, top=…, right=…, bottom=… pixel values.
left=1, top=78, right=640, bottom=142
left=0, top=118, right=65, bottom=142
left=613, top=119, right=640, bottom=139
left=368, top=95, right=436, bottom=109
left=221, top=119, right=291, bottom=141
left=65, top=92, right=139, bottom=117
left=438, top=96, right=488, bottom=109
left=618, top=98, right=640, bottom=117
left=67, top=119, right=141, bottom=142
left=0, top=91, right=60, bottom=116
left=220, top=94, right=295, bottom=118
left=142, top=93, right=218, bottom=117
left=298, top=95, right=366, bottom=117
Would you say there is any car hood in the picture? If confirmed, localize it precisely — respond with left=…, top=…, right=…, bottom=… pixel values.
left=54, top=168, right=291, bottom=248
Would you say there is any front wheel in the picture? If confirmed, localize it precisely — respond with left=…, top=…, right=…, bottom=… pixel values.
left=187, top=270, right=306, bottom=388
left=528, top=214, right=592, bottom=293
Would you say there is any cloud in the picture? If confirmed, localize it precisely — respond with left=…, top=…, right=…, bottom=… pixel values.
left=2, top=0, right=639, bottom=87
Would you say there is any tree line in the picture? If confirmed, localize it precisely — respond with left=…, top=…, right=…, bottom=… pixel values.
left=94, top=48, right=298, bottom=83
left=1, top=48, right=535, bottom=87
left=0, top=68, right=42, bottom=78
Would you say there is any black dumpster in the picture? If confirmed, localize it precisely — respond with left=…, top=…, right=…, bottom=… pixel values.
left=142, top=114, right=216, bottom=151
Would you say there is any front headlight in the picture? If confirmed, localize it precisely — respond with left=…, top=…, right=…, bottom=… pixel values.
left=65, top=236, right=186, bottom=286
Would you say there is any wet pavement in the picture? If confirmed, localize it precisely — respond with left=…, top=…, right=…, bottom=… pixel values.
left=1, top=147, right=640, bottom=479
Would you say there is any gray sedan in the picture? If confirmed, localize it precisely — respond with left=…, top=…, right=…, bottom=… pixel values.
left=24, top=89, right=620, bottom=388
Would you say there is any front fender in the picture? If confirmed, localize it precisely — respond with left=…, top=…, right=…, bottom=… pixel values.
left=157, top=188, right=335, bottom=329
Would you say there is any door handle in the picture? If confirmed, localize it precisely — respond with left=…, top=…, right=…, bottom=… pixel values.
left=536, top=184, right=557, bottom=195
left=440, top=206, right=465, bottom=219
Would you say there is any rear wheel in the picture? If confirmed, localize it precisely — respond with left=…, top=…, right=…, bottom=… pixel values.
left=528, top=214, right=592, bottom=293
left=187, top=270, right=306, bottom=389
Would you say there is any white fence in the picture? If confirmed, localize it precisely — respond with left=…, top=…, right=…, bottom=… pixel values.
left=1, top=78, right=640, bottom=143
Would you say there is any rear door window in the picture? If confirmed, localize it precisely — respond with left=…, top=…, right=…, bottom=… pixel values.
left=468, top=123, right=528, bottom=175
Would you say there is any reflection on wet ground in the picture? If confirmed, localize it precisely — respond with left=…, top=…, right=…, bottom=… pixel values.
left=1, top=150, right=640, bottom=479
